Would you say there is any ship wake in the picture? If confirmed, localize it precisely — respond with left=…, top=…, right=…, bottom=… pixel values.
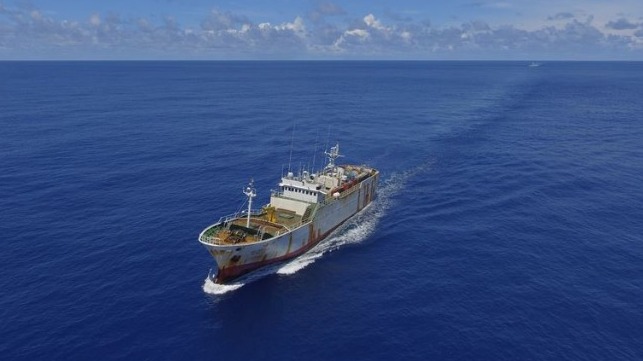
left=203, top=166, right=422, bottom=295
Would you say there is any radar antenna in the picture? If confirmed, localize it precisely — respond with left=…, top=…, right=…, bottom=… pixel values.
left=325, top=143, right=343, bottom=170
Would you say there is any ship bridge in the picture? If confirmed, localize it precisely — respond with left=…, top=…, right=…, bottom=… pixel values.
left=269, top=171, right=324, bottom=216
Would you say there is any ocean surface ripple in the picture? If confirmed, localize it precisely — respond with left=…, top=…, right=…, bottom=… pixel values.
left=1, top=61, right=642, bottom=361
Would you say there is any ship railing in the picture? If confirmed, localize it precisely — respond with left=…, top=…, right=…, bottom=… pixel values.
left=199, top=224, right=223, bottom=244
left=200, top=235, right=222, bottom=245
left=216, top=209, right=263, bottom=226
left=199, top=209, right=264, bottom=245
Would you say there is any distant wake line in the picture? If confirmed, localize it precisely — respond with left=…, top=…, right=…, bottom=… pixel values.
left=202, top=165, right=427, bottom=295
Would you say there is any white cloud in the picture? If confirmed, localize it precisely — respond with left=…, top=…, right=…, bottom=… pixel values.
left=400, top=31, right=412, bottom=42
left=274, top=16, right=306, bottom=37
left=89, top=14, right=100, bottom=27
left=364, top=14, right=385, bottom=31
left=346, top=28, right=369, bottom=38
left=0, top=2, right=642, bottom=59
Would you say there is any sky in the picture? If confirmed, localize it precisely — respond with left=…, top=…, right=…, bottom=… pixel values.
left=1, top=0, right=643, bottom=60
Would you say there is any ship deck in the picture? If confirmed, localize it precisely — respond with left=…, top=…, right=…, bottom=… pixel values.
left=200, top=209, right=303, bottom=246
left=200, top=164, right=378, bottom=247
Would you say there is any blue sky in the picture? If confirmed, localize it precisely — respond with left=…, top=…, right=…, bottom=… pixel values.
left=1, top=0, right=643, bottom=59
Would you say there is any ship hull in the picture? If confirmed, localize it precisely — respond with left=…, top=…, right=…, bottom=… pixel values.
left=201, top=173, right=378, bottom=283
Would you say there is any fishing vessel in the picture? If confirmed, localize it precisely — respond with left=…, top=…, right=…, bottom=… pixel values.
left=198, top=143, right=379, bottom=284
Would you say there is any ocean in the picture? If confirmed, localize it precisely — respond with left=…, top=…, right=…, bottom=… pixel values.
left=1, top=61, right=642, bottom=360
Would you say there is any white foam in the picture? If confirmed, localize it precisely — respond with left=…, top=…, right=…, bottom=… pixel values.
left=202, top=164, right=428, bottom=295
left=276, top=257, right=319, bottom=275
left=202, top=260, right=287, bottom=295
left=202, top=277, right=244, bottom=295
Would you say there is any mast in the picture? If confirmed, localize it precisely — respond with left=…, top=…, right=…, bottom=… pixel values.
left=325, top=143, right=342, bottom=170
left=243, top=180, right=256, bottom=228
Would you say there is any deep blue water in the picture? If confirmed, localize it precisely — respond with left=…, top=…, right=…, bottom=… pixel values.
left=1, top=61, right=643, bottom=360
